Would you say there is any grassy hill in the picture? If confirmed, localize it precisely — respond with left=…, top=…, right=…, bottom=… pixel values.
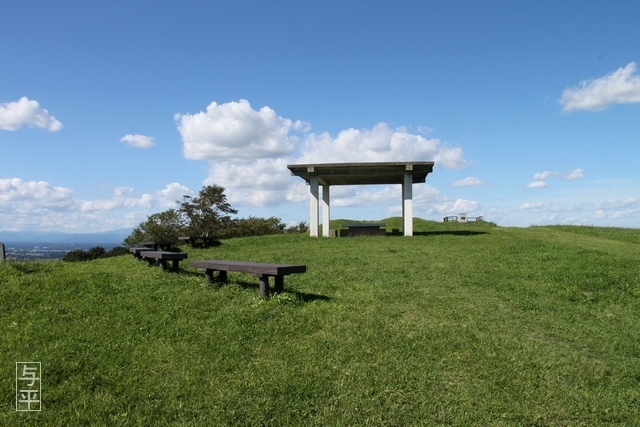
left=2, top=220, right=639, bottom=425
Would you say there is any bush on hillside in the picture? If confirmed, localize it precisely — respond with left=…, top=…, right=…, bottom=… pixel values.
left=62, top=246, right=128, bottom=262
left=102, top=246, right=129, bottom=258
left=229, top=216, right=287, bottom=238
left=62, top=249, right=91, bottom=262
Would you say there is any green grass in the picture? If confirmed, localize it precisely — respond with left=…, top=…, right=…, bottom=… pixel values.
left=2, top=220, right=640, bottom=425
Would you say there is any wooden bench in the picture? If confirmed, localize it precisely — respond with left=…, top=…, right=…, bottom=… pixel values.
left=138, top=240, right=175, bottom=250
left=141, top=251, right=188, bottom=271
left=341, top=223, right=386, bottom=237
left=129, top=247, right=155, bottom=259
left=190, top=260, right=307, bottom=298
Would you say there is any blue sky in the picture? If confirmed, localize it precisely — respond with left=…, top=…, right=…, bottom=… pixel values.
left=1, top=0, right=639, bottom=233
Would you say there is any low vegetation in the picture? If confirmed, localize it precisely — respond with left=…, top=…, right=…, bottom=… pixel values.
left=1, top=220, right=639, bottom=425
left=62, top=246, right=129, bottom=262
left=123, top=184, right=306, bottom=246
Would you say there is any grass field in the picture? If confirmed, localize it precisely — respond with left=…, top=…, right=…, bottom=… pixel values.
left=2, top=219, right=640, bottom=426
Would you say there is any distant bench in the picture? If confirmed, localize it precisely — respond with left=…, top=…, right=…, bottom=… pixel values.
left=341, top=223, right=386, bottom=237
left=190, top=260, right=307, bottom=298
left=129, top=247, right=154, bottom=259
left=141, top=251, right=188, bottom=271
left=138, top=240, right=175, bottom=250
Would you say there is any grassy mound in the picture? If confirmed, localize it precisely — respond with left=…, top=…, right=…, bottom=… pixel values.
left=2, top=223, right=639, bottom=425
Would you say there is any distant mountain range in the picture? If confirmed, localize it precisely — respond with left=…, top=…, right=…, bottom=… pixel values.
left=0, top=229, right=133, bottom=244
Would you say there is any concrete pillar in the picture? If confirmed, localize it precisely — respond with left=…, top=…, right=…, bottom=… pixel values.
left=0, top=242, right=5, bottom=261
left=309, top=175, right=319, bottom=237
left=402, top=173, right=413, bottom=236
left=322, top=184, right=331, bottom=237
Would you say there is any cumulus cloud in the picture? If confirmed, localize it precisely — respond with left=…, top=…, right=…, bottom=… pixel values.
left=594, top=197, right=640, bottom=220
left=529, top=168, right=585, bottom=188
left=175, top=99, right=307, bottom=162
left=560, top=62, right=640, bottom=112
left=0, top=97, right=63, bottom=131
left=533, top=171, right=557, bottom=181
left=80, top=182, right=192, bottom=212
left=174, top=100, right=470, bottom=213
left=297, top=122, right=467, bottom=169
left=0, top=178, right=194, bottom=232
left=520, top=202, right=547, bottom=210
left=0, top=178, right=74, bottom=212
left=527, top=181, right=548, bottom=189
left=431, top=198, right=479, bottom=214
left=565, top=168, right=585, bottom=180
left=451, top=177, right=485, bottom=187
left=120, top=134, right=155, bottom=148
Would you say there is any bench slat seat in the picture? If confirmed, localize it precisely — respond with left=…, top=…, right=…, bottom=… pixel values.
left=190, top=260, right=306, bottom=298
left=129, top=247, right=155, bottom=259
left=138, top=241, right=175, bottom=250
left=141, top=251, right=188, bottom=271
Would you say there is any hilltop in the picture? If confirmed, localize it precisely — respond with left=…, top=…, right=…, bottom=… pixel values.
left=2, top=222, right=639, bottom=425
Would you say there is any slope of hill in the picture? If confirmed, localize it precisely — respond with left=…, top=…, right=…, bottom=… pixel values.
left=2, top=223, right=639, bottom=425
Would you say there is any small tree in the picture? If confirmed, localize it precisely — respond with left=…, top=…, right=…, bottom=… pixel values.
left=124, top=209, right=185, bottom=247
left=62, top=249, right=90, bottom=262
left=178, top=185, right=237, bottom=238
left=87, top=246, right=106, bottom=259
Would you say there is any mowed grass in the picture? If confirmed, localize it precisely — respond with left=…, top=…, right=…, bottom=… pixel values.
left=1, top=220, right=640, bottom=425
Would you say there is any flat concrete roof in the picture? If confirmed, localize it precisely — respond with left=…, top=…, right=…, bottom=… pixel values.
left=287, top=162, right=435, bottom=186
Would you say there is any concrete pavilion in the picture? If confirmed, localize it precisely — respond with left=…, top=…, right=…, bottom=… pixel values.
left=287, top=162, right=435, bottom=237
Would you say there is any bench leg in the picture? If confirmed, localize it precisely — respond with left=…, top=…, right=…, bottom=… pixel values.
left=274, top=275, right=284, bottom=293
left=145, top=258, right=154, bottom=267
left=158, top=260, right=167, bottom=271
left=204, top=269, right=214, bottom=284
left=259, top=274, right=270, bottom=298
left=171, top=260, right=179, bottom=270
left=204, top=269, right=227, bottom=285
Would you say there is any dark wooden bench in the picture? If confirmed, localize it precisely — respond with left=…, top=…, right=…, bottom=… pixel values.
left=190, top=260, right=307, bottom=298
left=138, top=240, right=175, bottom=250
left=340, top=223, right=386, bottom=237
left=129, top=247, right=155, bottom=259
left=141, top=251, right=188, bottom=271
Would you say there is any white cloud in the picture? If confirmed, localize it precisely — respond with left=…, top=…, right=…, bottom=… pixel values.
left=451, top=177, right=485, bottom=187
left=80, top=182, right=192, bottom=213
left=533, top=171, right=557, bottom=181
left=175, top=99, right=307, bottom=162
left=0, top=97, right=63, bottom=131
left=120, top=134, right=155, bottom=148
left=594, top=197, right=640, bottom=220
left=0, top=178, right=75, bottom=212
left=527, top=181, right=548, bottom=189
left=175, top=100, right=470, bottom=215
left=0, top=178, right=194, bottom=232
left=297, top=122, right=467, bottom=169
left=204, top=158, right=292, bottom=207
left=520, top=202, right=546, bottom=210
left=431, top=198, right=479, bottom=215
left=565, top=168, right=585, bottom=180
left=529, top=168, right=585, bottom=188
left=560, top=62, right=640, bottom=112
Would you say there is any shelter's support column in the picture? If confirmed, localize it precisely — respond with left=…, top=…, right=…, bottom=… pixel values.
left=309, top=175, right=319, bottom=237
left=322, top=184, right=331, bottom=237
left=402, top=173, right=413, bottom=236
